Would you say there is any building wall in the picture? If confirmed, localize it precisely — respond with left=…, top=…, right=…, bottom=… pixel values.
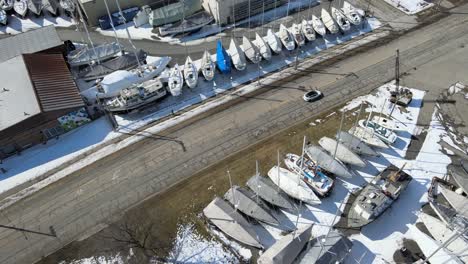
left=201, top=0, right=287, bottom=25
left=0, top=108, right=81, bottom=160
left=79, top=0, right=179, bottom=26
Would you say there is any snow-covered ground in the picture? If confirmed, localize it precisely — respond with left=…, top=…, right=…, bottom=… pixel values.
left=115, top=18, right=382, bottom=129
left=0, top=14, right=74, bottom=35
left=382, top=0, right=434, bottom=15
left=96, top=0, right=319, bottom=43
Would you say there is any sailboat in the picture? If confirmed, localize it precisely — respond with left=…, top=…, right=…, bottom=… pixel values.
left=216, top=40, right=231, bottom=74
left=305, top=144, right=353, bottom=178
left=183, top=56, right=198, bottom=89
left=299, top=230, right=353, bottom=263
left=318, top=137, right=366, bottom=167
left=224, top=185, right=279, bottom=225
left=14, top=0, right=28, bottom=17
left=349, top=126, right=388, bottom=149
left=301, top=19, right=316, bottom=41
left=228, top=38, right=247, bottom=71
left=59, top=0, right=74, bottom=13
left=266, top=29, right=282, bottom=54
left=278, top=24, right=295, bottom=51
left=0, top=9, right=7, bottom=25
left=371, top=116, right=407, bottom=132
left=203, top=197, right=262, bottom=248
left=336, top=131, right=378, bottom=156
left=43, top=0, right=58, bottom=16
left=258, top=224, right=313, bottom=264
left=254, top=33, right=272, bottom=60
left=311, top=15, right=326, bottom=36
left=268, top=166, right=321, bottom=205
left=67, top=42, right=123, bottom=67
left=284, top=153, right=334, bottom=197
left=242, top=36, right=261, bottom=64
left=1, top=0, right=14, bottom=11
left=246, top=175, right=295, bottom=210
left=358, top=120, right=398, bottom=144
left=199, top=50, right=215, bottom=81
left=321, top=8, right=339, bottom=34
left=342, top=1, right=362, bottom=25
left=167, top=64, right=183, bottom=96
left=289, top=23, right=305, bottom=47
left=28, top=0, right=42, bottom=16
left=331, top=7, right=351, bottom=32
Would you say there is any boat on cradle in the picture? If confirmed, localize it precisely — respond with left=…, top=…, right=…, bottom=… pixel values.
left=390, top=87, right=413, bottom=107
left=1, top=0, right=14, bottom=11
left=183, top=56, right=198, bottom=88
left=133, top=5, right=151, bottom=28
left=448, top=160, right=468, bottom=195
left=301, top=19, right=316, bottom=41
left=159, top=11, right=213, bottom=36
left=419, top=212, right=468, bottom=263
left=305, top=144, right=353, bottom=178
left=199, top=50, right=215, bottom=81
left=228, top=38, right=247, bottom=71
left=203, top=197, right=262, bottom=248
left=242, top=35, right=261, bottom=64
left=77, top=50, right=147, bottom=81
left=267, top=166, right=321, bottom=205
left=103, top=79, right=166, bottom=112
left=167, top=64, right=183, bottom=96
left=311, top=15, right=326, bottom=36
left=67, top=42, right=123, bottom=67
left=298, top=230, right=353, bottom=263
left=321, top=9, right=339, bottom=34
left=331, top=7, right=351, bottom=32
left=342, top=1, right=362, bottom=26
left=347, top=164, right=412, bottom=228
left=149, top=0, right=200, bottom=27
left=216, top=40, right=231, bottom=74
left=284, top=153, right=334, bottom=197
left=258, top=224, right=313, bottom=264
left=358, top=119, right=398, bottom=144
left=336, top=131, right=378, bottom=156
left=14, top=0, right=28, bottom=17
left=319, top=137, right=366, bottom=167
left=278, top=24, right=295, bottom=51
left=246, top=175, right=295, bottom=210
left=289, top=23, right=305, bottom=47
left=0, top=9, right=7, bottom=25
left=42, top=0, right=58, bottom=16
left=28, top=0, right=42, bottom=16
left=224, top=185, right=278, bottom=225
left=371, top=116, right=407, bottom=132
left=59, top=0, right=74, bottom=13
left=266, top=29, right=282, bottom=54
left=254, top=32, right=272, bottom=60
left=349, top=126, right=388, bottom=149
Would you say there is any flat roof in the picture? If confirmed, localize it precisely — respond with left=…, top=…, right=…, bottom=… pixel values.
left=0, top=56, right=41, bottom=131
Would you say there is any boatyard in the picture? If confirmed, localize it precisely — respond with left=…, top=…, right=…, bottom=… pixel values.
left=1, top=0, right=468, bottom=263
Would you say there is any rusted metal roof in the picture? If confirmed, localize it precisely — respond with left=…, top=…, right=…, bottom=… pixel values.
left=23, top=53, right=84, bottom=112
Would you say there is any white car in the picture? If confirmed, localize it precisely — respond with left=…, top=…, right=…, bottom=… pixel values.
left=303, top=90, right=323, bottom=102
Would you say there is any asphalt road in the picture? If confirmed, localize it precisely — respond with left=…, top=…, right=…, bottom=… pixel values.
left=1, top=3, right=468, bottom=264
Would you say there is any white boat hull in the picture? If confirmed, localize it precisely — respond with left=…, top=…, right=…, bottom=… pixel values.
left=321, top=9, right=339, bottom=34
left=290, top=23, right=305, bottom=47
left=242, top=35, right=261, bottom=64
left=278, top=24, right=295, bottom=51
left=228, top=38, right=247, bottom=71
left=331, top=7, right=351, bottom=32
left=168, top=64, right=183, bottom=96
left=183, top=56, right=198, bottom=89
left=371, top=116, right=407, bottom=132
left=200, top=50, right=215, bottom=81
left=301, top=19, right=316, bottom=41
left=14, top=0, right=28, bottom=17
left=254, top=32, right=272, bottom=60
left=267, top=166, right=321, bottom=205
left=343, top=1, right=362, bottom=26
left=319, top=137, right=366, bottom=167
left=349, top=126, right=388, bottom=149
left=312, top=15, right=327, bottom=36
left=266, top=29, right=282, bottom=54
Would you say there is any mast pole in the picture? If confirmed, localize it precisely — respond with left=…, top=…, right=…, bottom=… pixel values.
left=255, top=160, right=260, bottom=204
left=300, top=136, right=306, bottom=186
left=277, top=149, right=281, bottom=192
left=390, top=49, right=400, bottom=117
left=103, top=0, right=122, bottom=53
left=114, top=0, right=141, bottom=67
left=74, top=0, right=100, bottom=64
left=334, top=111, right=345, bottom=160
left=227, top=170, right=237, bottom=210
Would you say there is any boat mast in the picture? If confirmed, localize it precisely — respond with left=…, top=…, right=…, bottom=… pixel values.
left=299, top=136, right=307, bottom=186
left=103, top=0, right=122, bottom=53
left=114, top=0, right=142, bottom=67
left=277, top=149, right=281, bottom=193
left=74, top=0, right=100, bottom=64
left=333, top=111, right=345, bottom=160
left=255, top=160, right=260, bottom=204
left=317, top=199, right=346, bottom=259
left=227, top=170, right=237, bottom=210
left=389, top=49, right=400, bottom=117
left=307, top=0, right=313, bottom=19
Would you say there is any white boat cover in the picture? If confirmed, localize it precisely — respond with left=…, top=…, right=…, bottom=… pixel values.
left=319, top=137, right=366, bottom=167
left=254, top=32, right=272, bottom=60
left=311, top=15, right=327, bottom=36
left=321, top=8, right=339, bottom=34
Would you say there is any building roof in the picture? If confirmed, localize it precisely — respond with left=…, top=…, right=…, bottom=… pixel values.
left=0, top=56, right=42, bottom=131
left=0, top=25, right=62, bottom=63
left=23, top=53, right=84, bottom=112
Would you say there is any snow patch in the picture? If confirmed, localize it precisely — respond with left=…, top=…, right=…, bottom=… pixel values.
left=382, top=0, right=434, bottom=15
left=0, top=14, right=74, bottom=35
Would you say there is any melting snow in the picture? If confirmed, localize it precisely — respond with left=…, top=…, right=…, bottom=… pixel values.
left=382, top=0, right=434, bottom=15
